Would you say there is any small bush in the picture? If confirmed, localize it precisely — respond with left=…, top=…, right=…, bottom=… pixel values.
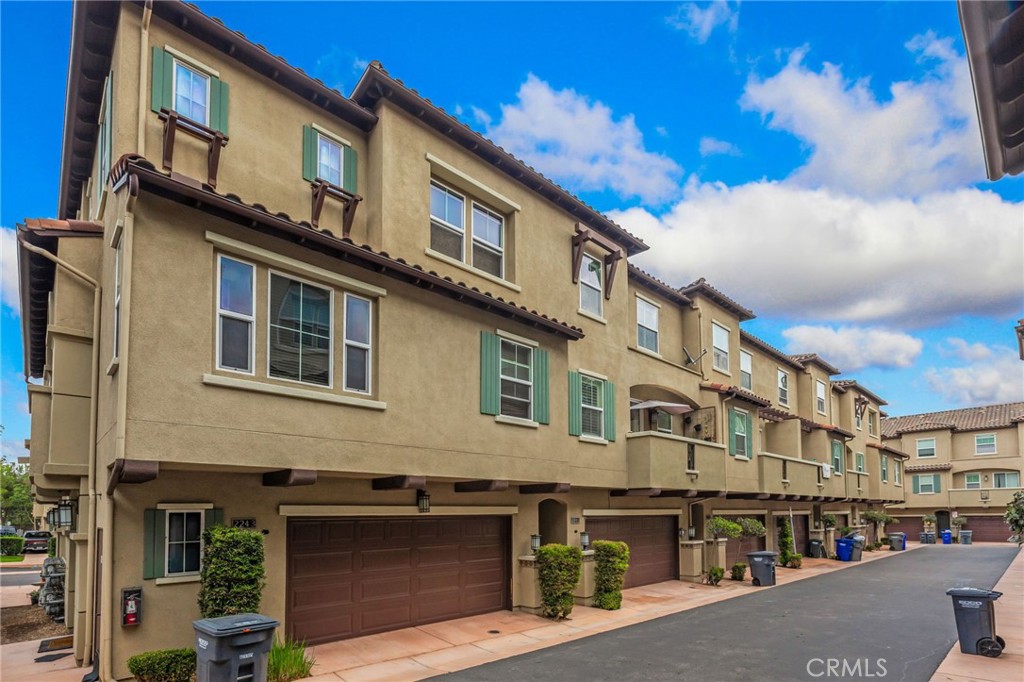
left=0, top=536, right=24, bottom=556
left=592, top=540, right=629, bottom=611
left=198, top=526, right=266, bottom=619
left=47, top=535, right=56, bottom=557
left=268, top=637, right=314, bottom=682
left=730, top=562, right=747, bottom=581
left=126, top=648, right=195, bottom=682
left=777, top=517, right=795, bottom=567
left=865, top=544, right=876, bottom=552
left=821, top=513, right=837, bottom=530
left=838, top=526, right=853, bottom=537
left=536, top=544, right=582, bottom=620
left=881, top=537, right=891, bottom=546
left=706, top=516, right=742, bottom=540
left=705, top=566, right=725, bottom=585
left=786, top=553, right=803, bottom=569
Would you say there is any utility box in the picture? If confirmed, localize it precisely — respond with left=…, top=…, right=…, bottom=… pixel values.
left=193, top=613, right=279, bottom=682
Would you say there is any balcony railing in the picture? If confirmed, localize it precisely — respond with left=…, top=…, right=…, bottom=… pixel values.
left=949, top=487, right=1022, bottom=508
left=758, top=453, right=821, bottom=497
left=846, top=470, right=869, bottom=499
left=626, top=431, right=726, bottom=492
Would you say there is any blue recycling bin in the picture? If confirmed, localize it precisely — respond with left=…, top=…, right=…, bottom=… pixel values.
left=835, top=538, right=854, bottom=561
left=942, top=529, right=953, bottom=545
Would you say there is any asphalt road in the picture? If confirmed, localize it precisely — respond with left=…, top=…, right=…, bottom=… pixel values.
left=435, top=545, right=1018, bottom=682
left=0, top=567, right=42, bottom=587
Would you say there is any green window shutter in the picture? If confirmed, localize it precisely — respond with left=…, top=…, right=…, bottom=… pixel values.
left=568, top=371, right=582, bottom=436
left=912, top=476, right=920, bottom=494
left=150, top=46, right=173, bottom=113
left=480, top=331, right=500, bottom=415
left=534, top=348, right=550, bottom=425
left=933, top=475, right=941, bottom=493
left=209, top=77, right=229, bottom=134
left=728, top=409, right=737, bottom=456
left=343, top=145, right=358, bottom=193
left=142, top=509, right=166, bottom=580
left=744, top=411, right=753, bottom=458
left=205, top=508, right=224, bottom=529
left=302, top=125, right=317, bottom=182
left=604, top=380, right=616, bottom=442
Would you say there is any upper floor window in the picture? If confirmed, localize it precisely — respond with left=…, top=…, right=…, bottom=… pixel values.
left=216, top=255, right=255, bottom=374
left=471, top=204, right=504, bottom=278
left=777, top=369, right=790, bottom=406
left=729, top=408, right=752, bottom=459
left=867, top=409, right=878, bottom=436
left=855, top=409, right=862, bottom=430
left=302, top=125, right=357, bottom=193
left=855, top=452, right=865, bottom=472
left=831, top=440, right=844, bottom=474
left=268, top=273, right=332, bottom=387
left=916, top=438, right=936, bottom=458
left=816, top=381, right=827, bottom=415
left=881, top=454, right=889, bottom=482
left=343, top=294, right=372, bottom=393
left=915, top=474, right=939, bottom=494
left=655, top=410, right=672, bottom=434
left=975, top=433, right=997, bottom=455
left=151, top=47, right=229, bottom=133
left=994, top=471, right=1020, bottom=488
left=174, top=61, right=209, bottom=126
left=739, top=350, right=753, bottom=390
left=964, top=472, right=980, bottom=489
left=712, top=323, right=730, bottom=373
left=500, top=339, right=533, bottom=420
left=317, top=134, right=344, bottom=187
left=580, top=374, right=605, bottom=439
left=428, top=178, right=508, bottom=280
left=480, top=331, right=549, bottom=425
left=95, top=73, right=113, bottom=215
left=894, top=461, right=902, bottom=485
left=579, top=254, right=603, bottom=317
left=430, top=181, right=465, bottom=260
left=636, top=297, right=659, bottom=353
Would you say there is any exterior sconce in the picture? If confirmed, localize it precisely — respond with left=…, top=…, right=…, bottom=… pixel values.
left=530, top=534, right=542, bottom=552
left=580, top=531, right=590, bottom=550
left=57, top=501, right=75, bottom=528
left=688, top=526, right=696, bottom=539
left=416, top=489, right=430, bottom=514
left=46, top=508, right=56, bottom=527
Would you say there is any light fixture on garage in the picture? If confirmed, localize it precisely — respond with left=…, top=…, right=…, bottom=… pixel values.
left=417, top=489, right=430, bottom=513
left=57, top=500, right=75, bottom=529
left=580, top=531, right=590, bottom=550
left=530, top=534, right=541, bottom=552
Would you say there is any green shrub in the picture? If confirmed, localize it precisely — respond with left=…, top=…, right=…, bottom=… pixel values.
left=126, top=648, right=196, bottom=682
left=0, top=536, right=24, bottom=556
left=47, top=535, right=56, bottom=557
left=738, top=517, right=766, bottom=538
left=729, top=562, right=746, bottom=581
left=821, top=513, right=837, bottom=529
left=1005, top=491, right=1024, bottom=546
left=838, top=526, right=853, bottom=537
left=535, top=544, right=582, bottom=620
left=777, top=517, right=795, bottom=567
left=592, top=540, right=629, bottom=610
left=705, top=566, right=725, bottom=585
left=786, top=553, right=803, bottom=568
left=268, top=637, right=314, bottom=682
left=706, top=516, right=742, bottom=540
left=198, top=526, right=266, bottom=619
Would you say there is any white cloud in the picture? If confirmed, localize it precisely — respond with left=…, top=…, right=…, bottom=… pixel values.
left=740, top=33, right=983, bottom=198
left=699, top=136, right=741, bottom=157
left=667, top=1, right=739, bottom=44
left=1, top=227, right=20, bottom=313
left=941, top=337, right=993, bottom=362
left=781, top=325, right=922, bottom=371
left=924, top=345, right=1024, bottom=405
left=611, top=181, right=1023, bottom=326
left=481, top=74, right=681, bottom=204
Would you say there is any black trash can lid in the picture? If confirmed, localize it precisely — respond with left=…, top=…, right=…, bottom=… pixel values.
left=193, top=613, right=280, bottom=636
left=747, top=551, right=778, bottom=558
left=945, top=587, right=1002, bottom=600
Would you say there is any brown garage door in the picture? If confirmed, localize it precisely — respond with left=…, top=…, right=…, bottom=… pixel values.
left=894, top=516, right=923, bottom=539
left=587, top=516, right=677, bottom=588
left=967, top=516, right=1013, bottom=542
left=722, top=515, right=766, bottom=567
left=287, top=517, right=509, bottom=644
left=790, top=514, right=810, bottom=555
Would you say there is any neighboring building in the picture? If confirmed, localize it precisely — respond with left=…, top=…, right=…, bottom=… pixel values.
left=883, top=402, right=1024, bottom=541
left=20, top=2, right=905, bottom=679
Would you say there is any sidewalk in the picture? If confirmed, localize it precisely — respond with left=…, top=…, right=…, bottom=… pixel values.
left=304, top=543, right=918, bottom=682
left=0, top=553, right=47, bottom=569
left=930, top=545, right=1023, bottom=682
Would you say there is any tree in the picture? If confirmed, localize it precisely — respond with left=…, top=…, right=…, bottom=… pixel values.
left=1005, top=491, right=1024, bottom=547
left=0, top=457, right=33, bottom=529
left=706, top=516, right=742, bottom=568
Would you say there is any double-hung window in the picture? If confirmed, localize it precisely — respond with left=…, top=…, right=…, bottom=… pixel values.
left=831, top=440, right=844, bottom=474
left=894, top=461, right=902, bottom=485
left=173, top=60, right=210, bottom=126
left=471, top=204, right=504, bottom=277
left=816, top=381, right=827, bottom=415
left=712, top=323, right=730, bottom=372
left=166, top=510, right=203, bottom=576
left=580, top=375, right=605, bottom=439
left=268, top=273, right=332, bottom=387
left=216, top=256, right=255, bottom=373
left=343, top=294, right=372, bottom=393
left=964, top=473, right=981, bottom=490
left=975, top=434, right=997, bottom=455
left=868, top=410, right=878, bottom=436
left=729, top=408, right=752, bottom=459
left=500, top=339, right=532, bottom=420
left=916, top=438, right=936, bottom=458
left=855, top=409, right=862, bottom=430
left=916, top=474, right=938, bottom=494
left=317, top=133, right=344, bottom=187
left=429, top=181, right=465, bottom=261
left=855, top=452, right=865, bottom=473
left=994, top=472, right=1020, bottom=488
left=579, top=254, right=603, bottom=317
left=112, top=235, right=124, bottom=361
left=739, top=350, right=752, bottom=390
left=881, top=454, right=889, bottom=482
left=778, top=370, right=789, bottom=406
left=636, top=297, right=659, bottom=353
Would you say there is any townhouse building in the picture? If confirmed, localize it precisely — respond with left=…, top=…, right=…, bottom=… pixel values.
left=883, top=403, right=1024, bottom=541
left=19, top=2, right=905, bottom=679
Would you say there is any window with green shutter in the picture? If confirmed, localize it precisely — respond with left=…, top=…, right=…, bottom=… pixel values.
left=143, top=507, right=222, bottom=579
left=729, top=408, right=751, bottom=458
left=831, top=440, right=844, bottom=474
left=481, top=332, right=548, bottom=424
left=151, top=47, right=229, bottom=133
left=915, top=475, right=938, bottom=494
left=302, top=124, right=357, bottom=193
left=569, top=372, right=615, bottom=442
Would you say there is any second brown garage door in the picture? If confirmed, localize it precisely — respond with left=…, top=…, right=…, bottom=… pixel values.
left=790, top=514, right=810, bottom=555
left=967, top=516, right=1013, bottom=542
left=894, top=516, right=924, bottom=539
left=587, top=516, right=678, bottom=588
left=287, top=517, right=509, bottom=644
left=722, top=514, right=767, bottom=567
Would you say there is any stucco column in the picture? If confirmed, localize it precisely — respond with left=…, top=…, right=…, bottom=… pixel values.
left=515, top=555, right=542, bottom=614
left=703, top=538, right=727, bottom=571
left=573, top=550, right=596, bottom=606
left=679, top=541, right=704, bottom=582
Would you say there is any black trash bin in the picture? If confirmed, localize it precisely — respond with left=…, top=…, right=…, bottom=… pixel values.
left=807, top=539, right=825, bottom=558
left=747, top=550, right=778, bottom=586
left=845, top=533, right=865, bottom=561
left=193, top=613, right=280, bottom=682
left=945, top=587, right=1004, bottom=657
left=889, top=532, right=906, bottom=551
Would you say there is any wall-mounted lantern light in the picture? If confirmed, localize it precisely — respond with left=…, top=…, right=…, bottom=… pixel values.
left=580, top=531, right=590, bottom=550
left=530, top=534, right=541, bottom=552
left=57, top=501, right=75, bottom=528
left=417, top=489, right=430, bottom=514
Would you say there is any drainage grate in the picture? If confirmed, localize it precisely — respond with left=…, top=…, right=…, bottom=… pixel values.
left=487, top=630, right=501, bottom=634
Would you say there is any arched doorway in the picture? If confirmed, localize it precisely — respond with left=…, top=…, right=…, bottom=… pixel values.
left=935, top=510, right=951, bottom=533
left=538, top=499, right=567, bottom=546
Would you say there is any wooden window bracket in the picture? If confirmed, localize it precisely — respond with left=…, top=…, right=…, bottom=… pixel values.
left=310, top=179, right=363, bottom=237
left=572, top=224, right=624, bottom=300
left=158, top=108, right=228, bottom=189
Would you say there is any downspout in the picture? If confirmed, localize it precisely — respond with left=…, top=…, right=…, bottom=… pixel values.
left=137, top=1, right=153, bottom=155
left=18, top=238, right=101, bottom=667
left=692, top=302, right=707, bottom=381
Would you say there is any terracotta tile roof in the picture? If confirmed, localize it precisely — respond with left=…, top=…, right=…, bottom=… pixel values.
left=904, top=462, right=953, bottom=472
left=626, top=264, right=691, bottom=306
left=789, top=353, right=841, bottom=376
left=700, top=382, right=771, bottom=407
left=866, top=442, right=910, bottom=459
left=739, top=330, right=804, bottom=370
left=759, top=406, right=795, bottom=422
left=881, top=402, right=1024, bottom=437
left=678, top=278, right=755, bottom=321
left=20, top=218, right=103, bottom=236
left=832, top=379, right=888, bottom=407
left=109, top=155, right=584, bottom=341
left=796, top=417, right=855, bottom=439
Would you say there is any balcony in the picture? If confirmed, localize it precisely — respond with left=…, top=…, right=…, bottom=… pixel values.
left=868, top=475, right=904, bottom=504
left=949, top=487, right=1022, bottom=509
left=758, top=453, right=821, bottom=498
left=626, top=431, right=726, bottom=492
left=846, top=470, right=869, bottom=500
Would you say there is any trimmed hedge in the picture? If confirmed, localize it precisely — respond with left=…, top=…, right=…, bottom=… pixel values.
left=535, top=544, right=582, bottom=620
left=198, top=526, right=266, bottom=619
left=592, top=540, right=629, bottom=610
left=705, top=566, right=725, bottom=585
left=730, top=562, right=747, bottom=581
left=126, top=648, right=196, bottom=682
left=48, top=535, right=56, bottom=557
left=0, top=536, right=24, bottom=556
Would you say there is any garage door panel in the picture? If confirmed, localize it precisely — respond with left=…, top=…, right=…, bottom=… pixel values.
left=969, top=517, right=1013, bottom=542
left=324, top=521, right=356, bottom=543
left=418, top=544, right=462, bottom=567
left=587, top=516, right=677, bottom=588
left=360, top=604, right=413, bottom=632
left=360, top=547, right=413, bottom=571
left=292, top=613, right=354, bottom=645
left=463, top=542, right=505, bottom=562
left=361, top=575, right=412, bottom=601
left=290, top=551, right=353, bottom=579
left=290, top=520, right=326, bottom=546
left=291, top=583, right=353, bottom=609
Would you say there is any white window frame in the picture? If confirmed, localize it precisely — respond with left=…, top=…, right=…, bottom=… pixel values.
left=471, top=202, right=504, bottom=279
left=916, top=438, right=936, bottom=458
left=655, top=410, right=672, bottom=434
left=894, top=461, right=902, bottom=485
left=165, top=509, right=204, bottom=577
left=975, top=433, right=997, bottom=456
left=855, top=409, right=862, bottom=430
left=579, top=253, right=603, bottom=318
left=499, top=338, right=533, bottom=421
left=342, top=293, right=372, bottom=395
left=855, top=452, right=865, bottom=473
left=918, top=474, right=936, bottom=495
left=429, top=180, right=466, bottom=261
left=831, top=440, right=843, bottom=476
left=868, top=409, right=878, bottom=436
left=816, top=380, right=827, bottom=415
left=881, top=454, right=889, bottom=482
left=994, top=471, right=1020, bottom=489
left=112, top=234, right=123, bottom=361
left=316, top=132, right=344, bottom=187
left=732, top=408, right=749, bottom=460
left=712, top=322, right=730, bottom=373
left=777, top=369, right=790, bottom=406
left=267, top=269, right=334, bottom=389
left=215, top=255, right=256, bottom=375
left=171, top=58, right=211, bottom=126
left=739, top=350, right=753, bottom=390
left=580, top=373, right=605, bottom=439
left=964, top=473, right=981, bottom=490
left=636, top=296, right=660, bottom=353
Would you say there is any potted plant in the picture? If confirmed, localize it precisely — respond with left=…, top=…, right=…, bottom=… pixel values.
left=950, top=516, right=967, bottom=542
left=922, top=514, right=937, bottom=532
left=730, top=562, right=747, bottom=581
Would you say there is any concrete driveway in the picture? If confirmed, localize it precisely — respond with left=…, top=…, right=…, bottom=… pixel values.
left=434, top=545, right=1019, bottom=682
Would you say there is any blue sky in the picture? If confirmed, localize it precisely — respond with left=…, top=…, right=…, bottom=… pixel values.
left=2, top=1, right=1022, bottom=461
